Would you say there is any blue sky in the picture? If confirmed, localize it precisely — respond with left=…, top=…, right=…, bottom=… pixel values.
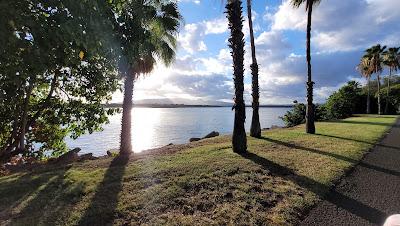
left=113, top=0, right=400, bottom=105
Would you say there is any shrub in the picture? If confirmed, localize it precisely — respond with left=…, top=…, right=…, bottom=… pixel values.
left=315, top=104, right=328, bottom=121
left=281, top=103, right=328, bottom=127
left=280, top=103, right=306, bottom=127
left=325, top=81, right=363, bottom=119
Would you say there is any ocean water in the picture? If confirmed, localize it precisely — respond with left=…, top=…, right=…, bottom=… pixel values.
left=65, top=107, right=290, bottom=156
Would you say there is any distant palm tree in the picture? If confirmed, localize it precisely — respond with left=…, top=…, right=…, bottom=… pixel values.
left=116, top=1, right=181, bottom=155
left=226, top=0, right=247, bottom=153
left=383, top=47, right=400, bottom=114
left=365, top=44, right=386, bottom=115
left=247, top=0, right=261, bottom=138
left=291, top=0, right=321, bottom=134
left=357, top=56, right=373, bottom=114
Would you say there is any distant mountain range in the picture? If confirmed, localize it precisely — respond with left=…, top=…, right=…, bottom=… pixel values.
left=134, top=98, right=231, bottom=106
left=104, top=98, right=293, bottom=108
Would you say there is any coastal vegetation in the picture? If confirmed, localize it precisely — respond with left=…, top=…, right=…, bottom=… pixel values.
left=0, top=0, right=182, bottom=161
left=282, top=76, right=400, bottom=127
left=0, top=1, right=120, bottom=162
left=282, top=41, right=400, bottom=128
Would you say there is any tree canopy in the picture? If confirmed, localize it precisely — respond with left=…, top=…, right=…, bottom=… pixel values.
left=0, top=0, right=121, bottom=160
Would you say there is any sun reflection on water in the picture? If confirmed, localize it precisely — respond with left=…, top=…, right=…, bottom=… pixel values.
left=131, top=108, right=161, bottom=152
left=66, top=107, right=287, bottom=156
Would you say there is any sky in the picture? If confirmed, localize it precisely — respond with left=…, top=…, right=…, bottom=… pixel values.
left=112, top=0, right=400, bottom=105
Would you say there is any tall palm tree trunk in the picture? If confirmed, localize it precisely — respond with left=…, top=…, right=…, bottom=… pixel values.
left=366, top=76, right=371, bottom=114
left=385, top=68, right=391, bottom=114
left=226, top=0, right=247, bottom=153
left=305, top=1, right=315, bottom=134
left=247, top=0, right=261, bottom=138
left=120, top=72, right=134, bottom=155
left=377, top=71, right=382, bottom=115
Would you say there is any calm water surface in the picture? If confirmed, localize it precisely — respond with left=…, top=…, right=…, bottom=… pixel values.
left=66, top=107, right=289, bottom=156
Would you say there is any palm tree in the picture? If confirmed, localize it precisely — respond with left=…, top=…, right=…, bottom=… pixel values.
left=226, top=0, right=247, bottom=153
left=365, top=44, right=386, bottom=115
left=114, top=1, right=181, bottom=155
left=246, top=0, right=261, bottom=138
left=291, top=0, right=321, bottom=134
left=383, top=47, right=400, bottom=114
left=357, top=56, right=373, bottom=114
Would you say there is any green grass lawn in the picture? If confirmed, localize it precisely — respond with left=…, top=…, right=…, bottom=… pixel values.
left=0, top=115, right=398, bottom=225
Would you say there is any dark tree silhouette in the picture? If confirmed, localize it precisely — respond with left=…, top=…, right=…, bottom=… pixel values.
left=247, top=0, right=261, bottom=138
left=383, top=47, right=400, bottom=114
left=291, top=0, right=321, bottom=134
left=226, top=0, right=247, bottom=153
left=365, top=44, right=386, bottom=115
left=115, top=1, right=182, bottom=155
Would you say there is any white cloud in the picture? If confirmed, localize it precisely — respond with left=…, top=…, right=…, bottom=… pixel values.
left=217, top=48, right=231, bottom=61
left=178, top=0, right=201, bottom=4
left=271, top=0, right=306, bottom=30
left=204, top=17, right=228, bottom=34
left=314, top=84, right=344, bottom=102
left=115, top=0, right=400, bottom=105
left=178, top=23, right=208, bottom=54
left=200, top=57, right=230, bottom=75
left=178, top=17, right=228, bottom=54
left=271, top=0, right=400, bottom=52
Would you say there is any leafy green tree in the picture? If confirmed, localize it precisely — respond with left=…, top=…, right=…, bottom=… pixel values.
left=226, top=0, right=247, bottom=153
left=0, top=0, right=120, bottom=161
left=281, top=102, right=326, bottom=127
left=379, top=84, right=400, bottom=114
left=291, top=0, right=321, bottom=134
left=246, top=0, right=261, bottom=138
left=106, top=1, right=182, bottom=155
left=325, top=81, right=363, bottom=119
left=365, top=44, right=386, bottom=115
left=383, top=47, right=400, bottom=114
left=357, top=56, right=374, bottom=114
left=281, top=102, right=306, bottom=127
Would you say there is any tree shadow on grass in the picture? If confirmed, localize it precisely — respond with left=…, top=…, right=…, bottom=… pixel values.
left=0, top=171, right=58, bottom=215
left=353, top=115, right=398, bottom=119
left=333, top=120, right=399, bottom=128
left=3, top=165, right=86, bottom=225
left=78, top=154, right=129, bottom=226
left=239, top=151, right=386, bottom=225
left=315, top=133, right=400, bottom=151
left=259, top=137, right=400, bottom=177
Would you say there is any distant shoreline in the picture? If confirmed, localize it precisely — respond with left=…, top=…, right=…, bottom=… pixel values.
left=103, top=103, right=294, bottom=108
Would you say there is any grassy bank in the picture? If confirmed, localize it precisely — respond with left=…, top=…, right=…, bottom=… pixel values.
left=0, top=115, right=397, bottom=225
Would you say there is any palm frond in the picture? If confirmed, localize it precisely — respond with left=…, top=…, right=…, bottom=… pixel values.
left=357, top=56, right=373, bottom=78
left=291, top=0, right=321, bottom=10
left=364, top=44, right=387, bottom=74
left=115, top=0, right=181, bottom=75
left=383, top=47, right=400, bottom=71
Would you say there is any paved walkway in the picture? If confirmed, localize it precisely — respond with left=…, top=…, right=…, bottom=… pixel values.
left=301, top=118, right=400, bottom=226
